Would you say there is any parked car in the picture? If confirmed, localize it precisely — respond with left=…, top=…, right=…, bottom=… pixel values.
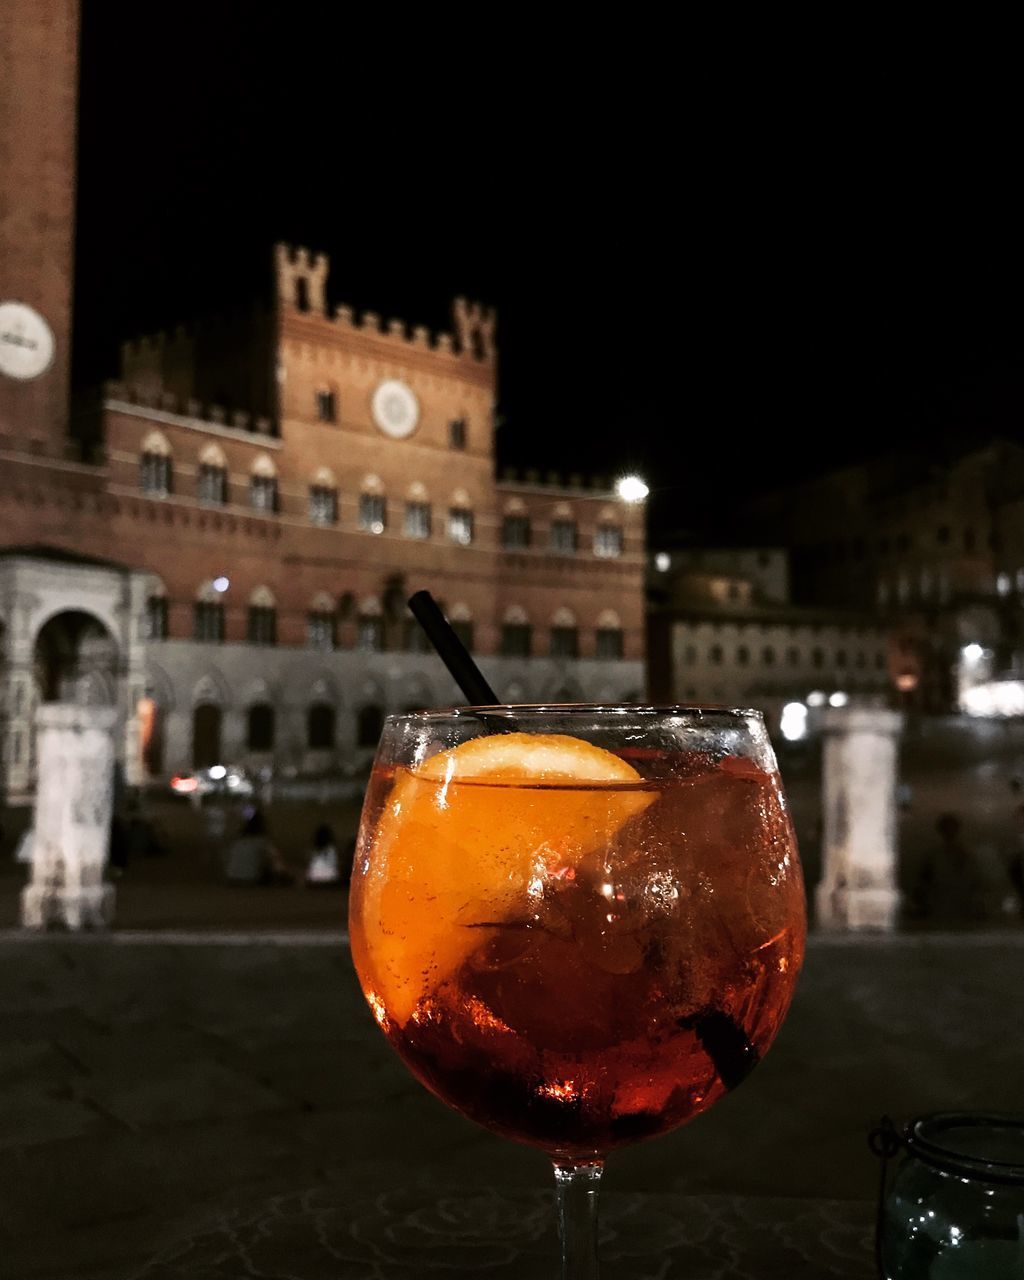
left=169, top=765, right=255, bottom=799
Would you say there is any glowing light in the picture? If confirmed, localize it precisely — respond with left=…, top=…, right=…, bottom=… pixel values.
left=780, top=702, right=808, bottom=742
left=170, top=774, right=199, bottom=794
left=654, top=552, right=671, bottom=572
left=616, top=475, right=649, bottom=503
left=828, top=691, right=849, bottom=708
left=962, top=643, right=984, bottom=662
left=208, top=764, right=227, bottom=780
left=365, top=991, right=391, bottom=1032
left=212, top=576, right=230, bottom=594
left=806, top=690, right=826, bottom=707
left=537, top=1079, right=579, bottom=1102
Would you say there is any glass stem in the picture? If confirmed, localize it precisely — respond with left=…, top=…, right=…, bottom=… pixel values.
left=553, top=1158, right=604, bottom=1280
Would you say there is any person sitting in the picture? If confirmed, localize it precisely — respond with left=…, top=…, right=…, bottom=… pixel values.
left=305, top=822, right=341, bottom=887
left=223, top=809, right=292, bottom=886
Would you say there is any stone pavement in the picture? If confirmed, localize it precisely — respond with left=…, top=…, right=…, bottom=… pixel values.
left=2, top=930, right=1023, bottom=1278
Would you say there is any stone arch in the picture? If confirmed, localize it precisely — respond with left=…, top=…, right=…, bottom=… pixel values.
left=552, top=501, right=573, bottom=519
left=503, top=495, right=527, bottom=515
left=503, top=603, right=529, bottom=624
left=407, top=480, right=428, bottom=501
left=312, top=464, right=336, bottom=487
left=32, top=610, right=119, bottom=706
left=141, top=429, right=171, bottom=457
left=597, top=608, right=622, bottom=629
left=551, top=605, right=577, bottom=627
left=249, top=585, right=276, bottom=608
left=251, top=452, right=277, bottom=478
left=144, top=661, right=175, bottom=713
left=361, top=473, right=384, bottom=495
left=310, top=590, right=335, bottom=614
left=192, top=669, right=232, bottom=706
left=451, top=487, right=471, bottom=508
left=199, top=441, right=227, bottom=468
left=449, top=601, right=472, bottom=621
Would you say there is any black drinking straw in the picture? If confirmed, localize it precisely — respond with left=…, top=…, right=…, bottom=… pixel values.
left=407, top=588, right=758, bottom=1092
left=407, top=590, right=499, bottom=706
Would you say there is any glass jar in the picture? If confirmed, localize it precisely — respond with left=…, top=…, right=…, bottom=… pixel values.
left=876, top=1112, right=1024, bottom=1278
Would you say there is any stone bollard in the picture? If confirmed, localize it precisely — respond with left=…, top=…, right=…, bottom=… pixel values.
left=21, top=704, right=118, bottom=930
left=815, top=706, right=904, bottom=931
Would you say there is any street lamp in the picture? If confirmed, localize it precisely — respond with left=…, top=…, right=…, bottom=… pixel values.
left=212, top=576, right=230, bottom=593
left=616, top=475, right=649, bottom=503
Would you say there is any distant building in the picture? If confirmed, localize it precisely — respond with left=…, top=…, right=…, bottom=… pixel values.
left=0, top=3, right=645, bottom=801
left=646, top=546, right=891, bottom=733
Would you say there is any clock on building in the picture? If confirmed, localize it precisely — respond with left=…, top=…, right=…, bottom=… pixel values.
left=371, top=379, right=419, bottom=438
left=0, top=302, right=55, bottom=381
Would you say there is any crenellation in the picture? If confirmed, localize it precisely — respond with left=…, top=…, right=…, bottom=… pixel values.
left=334, top=304, right=354, bottom=325
left=435, top=332, right=453, bottom=355
left=209, top=406, right=226, bottom=425
left=232, top=410, right=251, bottom=431
left=387, top=319, right=406, bottom=340
left=412, top=325, right=430, bottom=346
left=453, top=297, right=497, bottom=362
left=361, top=311, right=381, bottom=332
left=159, top=391, right=177, bottom=412
left=275, top=242, right=329, bottom=314
left=186, top=397, right=202, bottom=418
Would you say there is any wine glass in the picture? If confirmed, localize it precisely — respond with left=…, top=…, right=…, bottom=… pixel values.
left=349, top=705, right=806, bottom=1277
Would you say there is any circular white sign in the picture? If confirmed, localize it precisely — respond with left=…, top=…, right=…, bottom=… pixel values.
left=0, top=302, right=54, bottom=381
left=371, top=379, right=420, bottom=439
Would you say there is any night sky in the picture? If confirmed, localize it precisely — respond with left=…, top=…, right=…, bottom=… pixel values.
left=72, top=6, right=1024, bottom=537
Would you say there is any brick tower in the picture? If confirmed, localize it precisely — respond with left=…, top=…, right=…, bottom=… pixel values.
left=0, top=0, right=80, bottom=453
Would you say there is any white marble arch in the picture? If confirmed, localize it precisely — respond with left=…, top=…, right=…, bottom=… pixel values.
left=192, top=669, right=233, bottom=707
left=144, top=661, right=176, bottom=713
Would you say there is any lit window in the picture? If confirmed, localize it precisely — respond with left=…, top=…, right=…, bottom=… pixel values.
left=315, top=390, right=337, bottom=423
left=448, top=507, right=474, bottom=546
left=309, top=485, right=338, bottom=525
left=550, top=519, right=577, bottom=554
left=502, top=515, right=531, bottom=549
left=501, top=623, right=532, bottom=657
left=449, top=419, right=467, bottom=450
left=359, top=493, right=386, bottom=534
left=140, top=452, right=172, bottom=497
left=250, top=474, right=278, bottom=513
left=405, top=501, right=431, bottom=539
left=197, top=463, right=227, bottom=504
left=595, top=628, right=624, bottom=659
left=307, top=611, right=336, bottom=649
left=193, top=601, right=224, bottom=642
left=550, top=626, right=579, bottom=658
left=247, top=605, right=277, bottom=646
left=594, top=525, right=623, bottom=558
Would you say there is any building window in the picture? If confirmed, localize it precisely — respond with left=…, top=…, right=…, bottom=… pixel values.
left=501, top=623, right=532, bottom=657
left=787, top=646, right=799, bottom=666
left=309, top=485, right=338, bottom=525
left=307, top=611, right=336, bottom=649
left=448, top=507, right=474, bottom=546
left=501, top=515, right=531, bottom=549
left=762, top=646, right=775, bottom=665
left=404, top=618, right=431, bottom=652
left=247, top=605, right=277, bottom=646
left=357, top=704, right=385, bottom=747
left=404, top=501, right=431, bottom=539
left=855, top=651, right=867, bottom=669
left=449, top=418, right=466, bottom=449
left=315, top=390, right=337, bottom=423
left=193, top=601, right=224, bottom=642
left=737, top=645, right=749, bottom=665
left=595, top=628, right=624, bottom=659
left=359, top=493, right=386, bottom=534
left=140, top=452, right=172, bottom=497
left=594, top=525, right=623, bottom=558
left=550, top=626, right=579, bottom=658
left=683, top=644, right=697, bottom=664
left=875, top=652, right=887, bottom=670
left=197, top=463, right=227, bottom=504
left=307, top=703, right=336, bottom=750
left=812, top=647, right=824, bottom=669
left=247, top=703, right=275, bottom=752
left=550, top=520, right=578, bottom=554
left=250, top=474, right=278, bottom=513
left=145, top=596, right=168, bottom=640
left=709, top=644, right=723, bottom=665
left=836, top=649, right=848, bottom=668
left=358, top=614, right=384, bottom=652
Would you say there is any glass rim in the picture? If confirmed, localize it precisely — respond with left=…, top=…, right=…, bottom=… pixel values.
left=905, top=1112, right=1024, bottom=1184
left=384, top=703, right=767, bottom=725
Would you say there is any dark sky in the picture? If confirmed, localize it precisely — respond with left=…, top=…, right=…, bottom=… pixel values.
left=72, top=6, right=1024, bottom=537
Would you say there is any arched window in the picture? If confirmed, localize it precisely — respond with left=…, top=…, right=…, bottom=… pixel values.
left=787, top=646, right=800, bottom=666
left=307, top=702, right=336, bottom=750
left=550, top=503, right=578, bottom=554
left=448, top=418, right=467, bottom=450
left=447, top=489, right=474, bottom=546
left=308, top=466, right=338, bottom=525
left=501, top=497, right=531, bottom=549
left=448, top=602, right=474, bottom=651
left=359, top=474, right=386, bottom=534
left=358, top=598, right=384, bottom=652
left=192, top=703, right=222, bottom=768
left=404, top=481, right=432, bottom=539
left=247, top=703, right=275, bottom=752
left=145, top=578, right=169, bottom=640
left=812, top=647, right=825, bottom=669
left=250, top=454, right=278, bottom=513
left=709, top=644, right=724, bottom=665
left=550, top=606, right=579, bottom=658
left=762, top=645, right=775, bottom=666
left=247, top=586, right=277, bottom=646
left=193, top=581, right=225, bottom=642
left=306, top=591, right=336, bottom=649
left=595, top=608, right=624, bottom=659
left=315, top=387, right=337, bottom=423
left=501, top=604, right=532, bottom=657
left=197, top=443, right=227, bottom=504
left=357, top=704, right=385, bottom=747
left=736, top=645, right=750, bottom=666
left=139, top=430, right=172, bottom=497
left=594, top=524, right=623, bottom=558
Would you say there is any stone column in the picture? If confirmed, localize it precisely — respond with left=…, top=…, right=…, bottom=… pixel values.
left=21, top=704, right=117, bottom=929
left=815, top=706, right=904, bottom=931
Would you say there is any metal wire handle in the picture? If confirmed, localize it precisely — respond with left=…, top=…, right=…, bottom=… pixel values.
left=868, top=1116, right=904, bottom=1279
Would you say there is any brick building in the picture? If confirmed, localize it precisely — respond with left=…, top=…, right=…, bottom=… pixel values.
left=0, top=0, right=645, bottom=800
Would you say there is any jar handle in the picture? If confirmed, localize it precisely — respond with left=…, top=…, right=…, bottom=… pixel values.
left=869, top=1116, right=905, bottom=1279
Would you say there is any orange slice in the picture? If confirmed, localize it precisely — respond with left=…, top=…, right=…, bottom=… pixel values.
left=358, top=733, right=653, bottom=1026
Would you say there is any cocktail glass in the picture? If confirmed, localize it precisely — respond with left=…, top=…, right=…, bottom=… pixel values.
left=349, top=705, right=806, bottom=1277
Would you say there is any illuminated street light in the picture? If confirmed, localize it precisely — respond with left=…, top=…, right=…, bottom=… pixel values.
left=962, top=643, right=984, bottom=662
left=616, top=475, right=649, bottom=503
left=828, top=691, right=849, bottom=708
left=654, top=552, right=671, bottom=572
left=213, top=576, right=230, bottom=593
left=780, top=702, right=808, bottom=741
